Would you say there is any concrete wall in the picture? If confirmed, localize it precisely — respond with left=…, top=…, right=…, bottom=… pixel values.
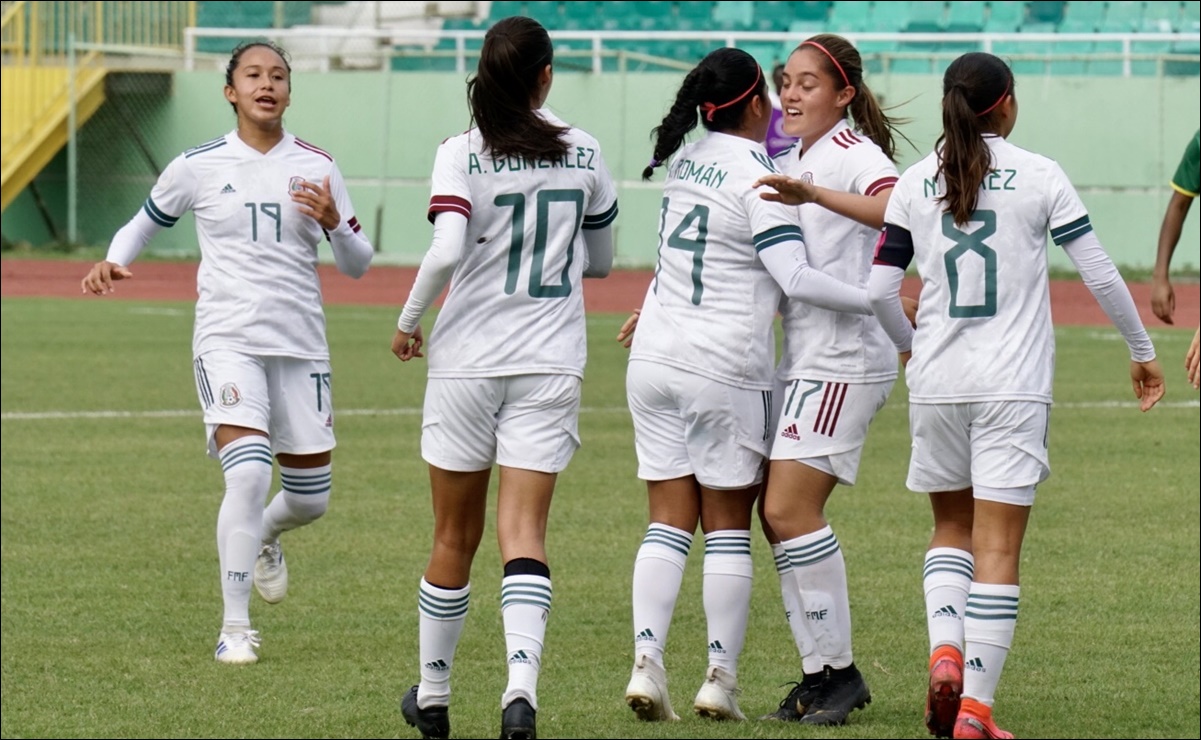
left=5, top=68, right=1198, bottom=271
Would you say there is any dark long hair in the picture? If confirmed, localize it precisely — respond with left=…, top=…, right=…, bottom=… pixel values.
left=468, top=16, right=569, bottom=161
left=643, top=47, right=767, bottom=180
left=937, top=52, right=1016, bottom=225
left=225, top=40, right=291, bottom=114
left=796, top=34, right=911, bottom=163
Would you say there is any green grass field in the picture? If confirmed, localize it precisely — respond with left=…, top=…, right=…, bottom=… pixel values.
left=2, top=297, right=1198, bottom=739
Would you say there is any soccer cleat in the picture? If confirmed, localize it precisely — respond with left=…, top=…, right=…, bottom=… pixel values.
left=758, top=670, right=827, bottom=721
left=254, top=540, right=288, bottom=604
left=953, top=698, right=1013, bottom=739
left=214, top=630, right=261, bottom=665
left=498, top=697, right=536, bottom=739
left=926, top=646, right=964, bottom=738
left=798, top=663, right=872, bottom=726
left=400, top=685, right=450, bottom=740
left=692, top=665, right=746, bottom=721
left=624, top=654, right=680, bottom=721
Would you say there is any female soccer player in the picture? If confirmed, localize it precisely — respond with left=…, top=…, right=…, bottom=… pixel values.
left=622, top=46, right=875, bottom=724
left=749, top=33, right=910, bottom=727
left=81, top=41, right=374, bottom=665
left=869, top=52, right=1165, bottom=739
left=390, top=16, right=618, bottom=740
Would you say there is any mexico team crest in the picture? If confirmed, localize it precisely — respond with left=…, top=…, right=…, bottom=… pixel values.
left=288, top=176, right=307, bottom=193
left=219, top=383, right=242, bottom=407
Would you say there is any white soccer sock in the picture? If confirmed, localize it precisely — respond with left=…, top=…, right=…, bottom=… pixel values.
left=771, top=543, right=823, bottom=675
left=501, top=574, right=552, bottom=711
left=702, top=530, right=753, bottom=676
left=784, top=525, right=854, bottom=669
left=417, top=578, right=469, bottom=709
left=261, top=464, right=332, bottom=542
left=632, top=523, right=692, bottom=666
left=216, top=436, right=273, bottom=630
left=924, top=547, right=974, bottom=655
left=962, top=582, right=1020, bottom=707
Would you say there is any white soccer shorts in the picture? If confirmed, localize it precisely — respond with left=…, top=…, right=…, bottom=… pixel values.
left=906, top=401, right=1050, bottom=500
left=193, top=349, right=336, bottom=458
left=421, top=374, right=582, bottom=473
left=626, top=359, right=773, bottom=490
left=769, top=378, right=895, bottom=486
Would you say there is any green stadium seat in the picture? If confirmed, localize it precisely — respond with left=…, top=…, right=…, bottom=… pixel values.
left=1026, top=0, right=1065, bottom=23
left=714, top=1, right=755, bottom=27
left=1018, top=21, right=1059, bottom=33
left=1101, top=1, right=1143, bottom=31
left=792, top=2, right=832, bottom=21
left=1185, top=3, right=1201, bottom=23
left=947, top=1, right=988, bottom=28
left=871, top=2, right=913, bottom=30
left=788, top=19, right=826, bottom=37
left=984, top=1, right=1026, bottom=31
left=1058, top=17, right=1099, bottom=33
left=827, top=1, right=875, bottom=31
left=752, top=1, right=794, bottom=30
left=676, top=0, right=717, bottom=20
left=907, top=1, right=948, bottom=28
left=522, top=1, right=563, bottom=28
left=1061, top=0, right=1106, bottom=27
left=1143, top=1, right=1184, bottom=28
left=490, top=1, right=525, bottom=19
left=742, top=40, right=785, bottom=70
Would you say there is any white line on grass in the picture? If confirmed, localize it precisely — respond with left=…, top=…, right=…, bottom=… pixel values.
left=2, top=400, right=1197, bottom=421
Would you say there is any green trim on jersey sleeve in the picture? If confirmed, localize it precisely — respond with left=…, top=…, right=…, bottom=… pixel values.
left=1170, top=130, right=1200, bottom=198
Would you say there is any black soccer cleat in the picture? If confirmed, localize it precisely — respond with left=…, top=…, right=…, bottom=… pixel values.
left=401, top=685, right=450, bottom=739
left=498, top=697, right=536, bottom=739
left=759, top=670, right=827, bottom=721
left=797, top=663, right=872, bottom=726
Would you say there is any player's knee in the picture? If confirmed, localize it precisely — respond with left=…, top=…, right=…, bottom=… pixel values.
left=284, top=490, right=329, bottom=524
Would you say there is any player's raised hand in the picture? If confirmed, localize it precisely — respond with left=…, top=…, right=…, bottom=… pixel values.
left=752, top=173, right=819, bottom=205
left=392, top=325, right=425, bottom=362
left=292, top=175, right=340, bottom=231
left=1130, top=358, right=1166, bottom=412
left=81, top=260, right=133, bottom=295
left=616, top=308, right=640, bottom=349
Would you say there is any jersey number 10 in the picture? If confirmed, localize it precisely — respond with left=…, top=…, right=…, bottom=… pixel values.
left=494, top=189, right=585, bottom=298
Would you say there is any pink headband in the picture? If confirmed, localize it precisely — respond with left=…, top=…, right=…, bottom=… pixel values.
left=802, top=40, right=851, bottom=89
left=700, top=65, right=762, bottom=122
left=975, top=79, right=1011, bottom=117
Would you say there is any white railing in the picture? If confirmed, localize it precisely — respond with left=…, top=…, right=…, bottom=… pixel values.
left=182, top=26, right=1200, bottom=76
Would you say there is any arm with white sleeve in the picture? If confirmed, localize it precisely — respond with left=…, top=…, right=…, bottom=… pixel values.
left=756, top=234, right=873, bottom=314
left=868, top=222, right=916, bottom=353
left=1060, top=231, right=1155, bottom=362
left=325, top=164, right=372, bottom=278
left=396, top=212, right=467, bottom=333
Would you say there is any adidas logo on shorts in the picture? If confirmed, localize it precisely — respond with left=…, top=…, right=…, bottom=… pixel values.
left=781, top=423, right=800, bottom=441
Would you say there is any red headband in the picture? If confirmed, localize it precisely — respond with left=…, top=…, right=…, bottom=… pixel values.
left=976, top=79, right=1010, bottom=118
left=700, top=65, right=762, bottom=122
left=801, top=40, right=851, bottom=89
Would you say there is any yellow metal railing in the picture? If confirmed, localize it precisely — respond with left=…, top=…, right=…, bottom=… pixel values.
left=1, top=1, right=194, bottom=210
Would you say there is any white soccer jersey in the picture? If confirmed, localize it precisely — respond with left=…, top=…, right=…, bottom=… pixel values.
left=629, top=131, right=802, bottom=391
left=423, top=109, right=619, bottom=379
left=773, top=120, right=899, bottom=383
left=882, top=135, right=1092, bottom=403
left=144, top=130, right=361, bottom=360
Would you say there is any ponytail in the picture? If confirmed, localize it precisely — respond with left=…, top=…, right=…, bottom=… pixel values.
left=936, top=53, right=1015, bottom=225
left=797, top=34, right=912, bottom=163
left=469, top=16, right=569, bottom=162
left=644, top=47, right=766, bottom=181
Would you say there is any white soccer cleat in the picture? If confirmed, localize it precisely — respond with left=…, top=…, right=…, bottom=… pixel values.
left=624, top=654, right=680, bottom=721
left=215, top=630, right=261, bottom=665
left=693, top=665, right=746, bottom=721
left=253, top=541, right=288, bottom=604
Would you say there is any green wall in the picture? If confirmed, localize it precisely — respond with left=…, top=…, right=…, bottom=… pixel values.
left=5, top=69, right=1198, bottom=271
